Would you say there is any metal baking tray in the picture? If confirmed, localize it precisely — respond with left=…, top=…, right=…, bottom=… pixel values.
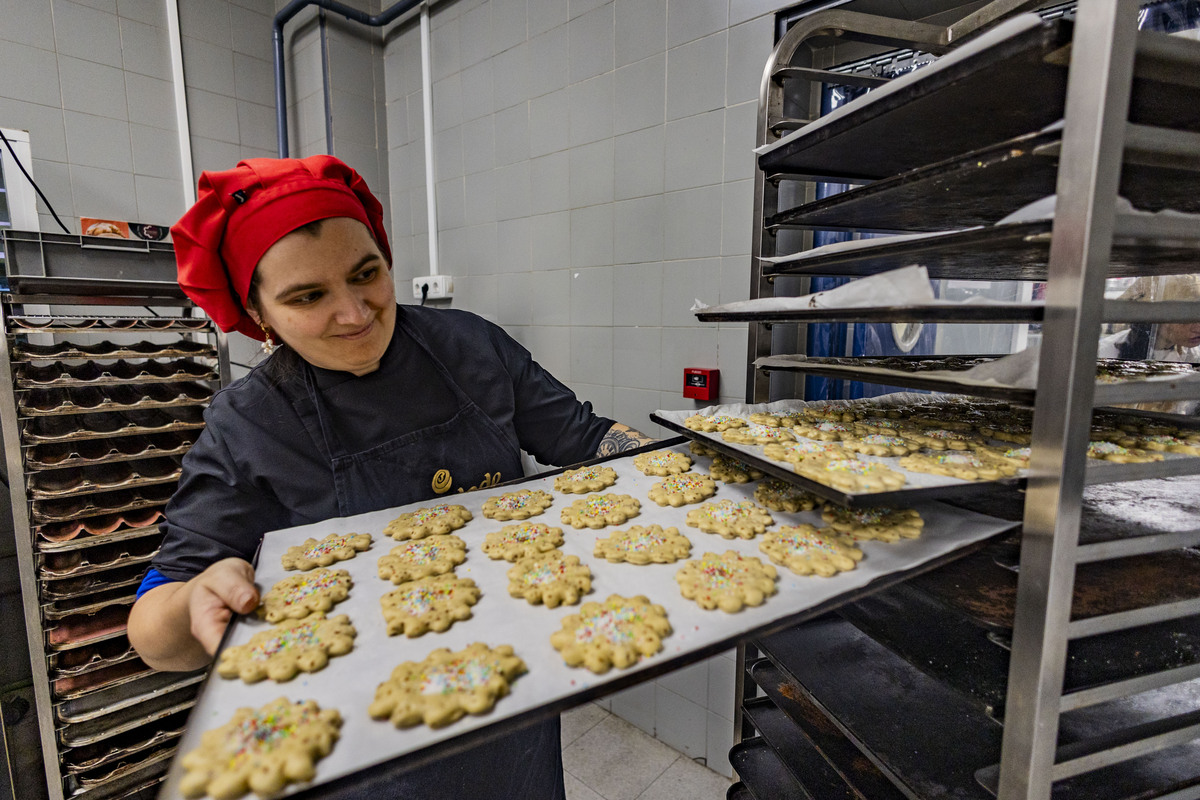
left=741, top=697, right=862, bottom=798
left=755, top=356, right=1200, bottom=408
left=57, top=672, right=203, bottom=724
left=19, top=383, right=213, bottom=417
left=696, top=303, right=1043, bottom=325
left=53, top=659, right=152, bottom=703
left=50, top=639, right=139, bottom=679
left=28, top=465, right=181, bottom=500
left=9, top=315, right=210, bottom=333
left=15, top=359, right=218, bottom=389
left=5, top=275, right=187, bottom=301
left=46, top=605, right=130, bottom=651
left=26, top=431, right=197, bottom=472
left=32, top=485, right=176, bottom=525
left=729, top=737, right=808, bottom=799
left=158, top=441, right=1017, bottom=800
left=42, top=564, right=146, bottom=601
left=40, top=537, right=160, bottom=578
left=59, top=684, right=198, bottom=748
left=62, top=713, right=185, bottom=774
left=21, top=409, right=205, bottom=445
left=747, top=659, right=908, bottom=800
left=43, top=588, right=136, bottom=620
left=37, top=516, right=164, bottom=547
left=65, top=747, right=172, bottom=798
left=11, top=341, right=215, bottom=362
left=766, top=130, right=1200, bottom=234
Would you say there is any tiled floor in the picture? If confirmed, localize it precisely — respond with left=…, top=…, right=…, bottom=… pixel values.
left=562, top=702, right=734, bottom=800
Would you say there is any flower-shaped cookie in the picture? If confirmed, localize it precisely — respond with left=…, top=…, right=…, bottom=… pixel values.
left=754, top=479, right=821, bottom=513
left=368, top=643, right=526, bottom=729
left=482, top=522, right=565, bottom=560
left=1085, top=441, right=1164, bottom=463
left=851, top=416, right=907, bottom=435
left=179, top=697, right=341, bottom=800
left=377, top=534, right=467, bottom=584
left=748, top=411, right=804, bottom=427
left=794, top=457, right=906, bottom=493
left=708, top=454, right=764, bottom=484
left=689, top=440, right=718, bottom=458
left=281, top=532, right=373, bottom=571
left=647, top=473, right=717, bottom=507
left=675, top=551, right=777, bottom=612
left=379, top=575, right=480, bottom=637
left=762, top=439, right=852, bottom=464
left=550, top=594, right=672, bottom=673
left=821, top=506, right=924, bottom=542
left=972, top=444, right=1030, bottom=468
left=1137, top=434, right=1200, bottom=455
left=216, top=613, right=356, bottom=684
left=899, top=428, right=978, bottom=451
left=593, top=525, right=693, bottom=565
left=259, top=569, right=352, bottom=623
left=978, top=423, right=1032, bottom=445
left=384, top=504, right=473, bottom=540
left=553, top=464, right=618, bottom=494
left=560, top=493, right=641, bottom=529
left=506, top=550, right=592, bottom=607
left=481, top=489, right=553, bottom=520
left=722, top=423, right=796, bottom=445
left=793, top=420, right=854, bottom=442
left=683, top=414, right=746, bottom=432
left=686, top=499, right=774, bottom=540
left=840, top=434, right=922, bottom=457
left=632, top=449, right=693, bottom=476
left=759, top=525, right=864, bottom=577
left=899, top=451, right=1019, bottom=481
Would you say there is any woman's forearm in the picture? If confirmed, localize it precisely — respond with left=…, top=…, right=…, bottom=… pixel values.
left=595, top=423, right=656, bottom=456
left=128, top=581, right=212, bottom=671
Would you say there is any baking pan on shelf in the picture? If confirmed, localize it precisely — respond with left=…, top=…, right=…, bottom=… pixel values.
left=26, top=431, right=197, bottom=472
left=59, top=683, right=198, bottom=748
left=50, top=638, right=138, bottom=679
left=28, top=459, right=182, bottom=500
left=61, top=710, right=185, bottom=774
left=54, top=659, right=152, bottom=703
left=41, top=563, right=146, bottom=600
left=43, top=587, right=136, bottom=620
left=741, top=696, right=865, bottom=798
left=57, top=671, right=203, bottom=725
left=729, top=738, right=809, bottom=800
left=157, top=441, right=1016, bottom=800
left=9, top=315, right=210, bottom=333
left=64, top=747, right=172, bottom=799
left=14, top=359, right=217, bottom=389
left=696, top=303, right=1044, bottom=325
left=19, top=382, right=213, bottom=417
left=46, top=605, right=130, bottom=651
left=11, top=340, right=215, bottom=362
left=37, top=513, right=164, bottom=545
left=21, top=407, right=206, bottom=444
left=40, top=536, right=160, bottom=577
left=32, top=484, right=176, bottom=525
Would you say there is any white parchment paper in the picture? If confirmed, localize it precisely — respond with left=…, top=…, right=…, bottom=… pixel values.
left=158, top=440, right=1017, bottom=799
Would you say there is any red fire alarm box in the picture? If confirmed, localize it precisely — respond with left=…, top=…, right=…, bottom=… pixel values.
left=683, top=368, right=719, bottom=401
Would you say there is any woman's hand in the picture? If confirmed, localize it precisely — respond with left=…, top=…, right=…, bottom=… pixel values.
left=128, top=558, right=259, bottom=671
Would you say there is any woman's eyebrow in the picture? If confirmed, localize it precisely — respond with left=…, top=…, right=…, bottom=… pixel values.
left=273, top=255, right=381, bottom=301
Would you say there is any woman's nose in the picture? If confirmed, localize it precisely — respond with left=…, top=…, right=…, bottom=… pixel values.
left=332, top=289, right=370, bottom=324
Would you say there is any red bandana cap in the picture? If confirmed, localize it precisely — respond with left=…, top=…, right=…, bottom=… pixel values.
left=171, top=155, right=392, bottom=341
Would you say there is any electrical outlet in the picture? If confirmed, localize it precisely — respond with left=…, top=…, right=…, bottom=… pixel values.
left=412, top=275, right=454, bottom=300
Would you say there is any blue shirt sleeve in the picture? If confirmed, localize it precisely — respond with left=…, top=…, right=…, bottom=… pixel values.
left=136, top=567, right=177, bottom=599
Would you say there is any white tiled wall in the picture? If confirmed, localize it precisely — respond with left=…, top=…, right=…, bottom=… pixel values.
left=381, top=0, right=780, bottom=775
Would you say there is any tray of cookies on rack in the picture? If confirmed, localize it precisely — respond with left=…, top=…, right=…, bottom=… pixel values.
left=158, top=438, right=1019, bottom=800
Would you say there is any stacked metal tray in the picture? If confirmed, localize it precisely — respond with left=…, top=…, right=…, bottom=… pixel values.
left=0, top=305, right=221, bottom=800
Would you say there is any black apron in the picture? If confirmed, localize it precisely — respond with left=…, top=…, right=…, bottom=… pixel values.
left=282, top=316, right=566, bottom=800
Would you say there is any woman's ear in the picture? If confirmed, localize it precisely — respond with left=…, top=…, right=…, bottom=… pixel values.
left=245, top=305, right=262, bottom=327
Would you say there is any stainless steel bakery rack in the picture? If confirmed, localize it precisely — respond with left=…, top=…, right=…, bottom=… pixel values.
left=685, top=3, right=1200, bottom=799
left=0, top=231, right=229, bottom=800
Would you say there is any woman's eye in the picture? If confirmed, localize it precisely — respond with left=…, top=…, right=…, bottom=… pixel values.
left=353, top=267, right=379, bottom=283
left=289, top=291, right=322, bottom=305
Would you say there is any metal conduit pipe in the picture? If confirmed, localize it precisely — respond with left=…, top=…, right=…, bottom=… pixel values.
left=272, top=0, right=424, bottom=158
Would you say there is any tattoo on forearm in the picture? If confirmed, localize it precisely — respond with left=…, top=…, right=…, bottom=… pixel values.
left=596, top=425, right=656, bottom=457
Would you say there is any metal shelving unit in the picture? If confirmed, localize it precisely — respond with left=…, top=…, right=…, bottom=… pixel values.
left=0, top=232, right=229, bottom=800
left=701, top=3, right=1200, bottom=800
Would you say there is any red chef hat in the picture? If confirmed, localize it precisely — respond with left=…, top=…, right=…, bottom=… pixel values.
left=171, top=155, right=392, bottom=341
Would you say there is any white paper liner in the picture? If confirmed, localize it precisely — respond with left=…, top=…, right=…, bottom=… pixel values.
left=755, top=13, right=1043, bottom=156
left=692, top=265, right=935, bottom=314
left=160, top=442, right=1018, bottom=799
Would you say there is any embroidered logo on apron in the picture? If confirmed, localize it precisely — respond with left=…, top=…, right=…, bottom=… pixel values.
left=432, top=469, right=453, bottom=494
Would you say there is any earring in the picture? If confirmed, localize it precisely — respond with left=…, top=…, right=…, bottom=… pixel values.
left=259, top=322, right=276, bottom=356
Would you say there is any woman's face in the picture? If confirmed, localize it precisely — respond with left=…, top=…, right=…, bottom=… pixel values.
left=250, top=217, right=396, bottom=375
left=1161, top=321, right=1200, bottom=350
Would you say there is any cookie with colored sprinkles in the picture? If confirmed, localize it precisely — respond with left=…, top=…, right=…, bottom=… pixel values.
left=384, top=504, right=473, bottom=540
left=675, top=551, right=777, bottom=612
left=1137, top=434, right=1200, bottom=455
left=821, top=506, right=924, bottom=542
left=978, top=423, right=1031, bottom=445
left=686, top=499, right=774, bottom=540
left=851, top=416, right=907, bottom=435
left=632, top=449, right=693, bottom=476
left=379, top=575, right=480, bottom=637
left=971, top=444, right=1030, bottom=468
left=216, top=613, right=356, bottom=684
left=1085, top=441, right=1164, bottom=463
left=481, top=522, right=565, bottom=561
left=368, top=642, right=526, bottom=729
left=899, top=451, right=1019, bottom=481
left=179, top=697, right=341, bottom=800
left=549, top=594, right=672, bottom=673
left=506, top=550, right=592, bottom=607
left=553, top=464, right=618, bottom=494
left=899, top=428, right=978, bottom=451
left=689, top=440, right=718, bottom=458
left=721, top=423, right=796, bottom=445
left=794, top=457, right=906, bottom=493
left=753, top=479, right=821, bottom=513
left=748, top=411, right=804, bottom=427
left=258, top=569, right=352, bottom=623
left=792, top=420, right=855, bottom=442
left=377, top=534, right=467, bottom=584
left=759, top=525, right=864, bottom=577
left=560, top=493, right=641, bottom=529
left=708, top=454, right=764, bottom=484
left=762, top=439, right=852, bottom=464
left=840, top=434, right=922, bottom=457
left=280, top=532, right=373, bottom=571
left=647, top=472, right=718, bottom=507
left=683, top=414, right=747, bottom=432
left=593, top=525, right=692, bottom=565
left=481, top=489, right=553, bottom=521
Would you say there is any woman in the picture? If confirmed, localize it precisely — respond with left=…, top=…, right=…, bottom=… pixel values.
left=128, top=155, right=653, bottom=799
